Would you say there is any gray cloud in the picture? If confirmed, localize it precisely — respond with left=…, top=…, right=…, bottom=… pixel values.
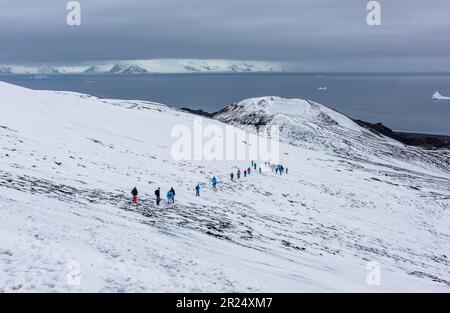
left=0, top=0, right=449, bottom=71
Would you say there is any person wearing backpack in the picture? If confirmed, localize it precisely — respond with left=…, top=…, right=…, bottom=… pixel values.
left=155, top=187, right=161, bottom=205
left=195, top=184, right=200, bottom=196
left=131, top=187, right=138, bottom=204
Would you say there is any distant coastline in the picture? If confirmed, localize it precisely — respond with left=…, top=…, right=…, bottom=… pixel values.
left=1, top=74, right=449, bottom=136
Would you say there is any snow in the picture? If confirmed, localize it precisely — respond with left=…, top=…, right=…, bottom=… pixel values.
left=215, top=96, right=449, bottom=177
left=0, top=59, right=301, bottom=75
left=0, top=81, right=449, bottom=292
left=109, top=64, right=148, bottom=74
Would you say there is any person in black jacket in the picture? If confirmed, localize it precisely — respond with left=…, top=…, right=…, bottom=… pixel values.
left=131, top=187, right=138, bottom=204
left=169, top=187, right=175, bottom=203
left=155, top=187, right=161, bottom=205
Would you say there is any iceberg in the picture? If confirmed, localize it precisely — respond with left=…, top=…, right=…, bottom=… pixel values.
left=432, top=90, right=450, bottom=100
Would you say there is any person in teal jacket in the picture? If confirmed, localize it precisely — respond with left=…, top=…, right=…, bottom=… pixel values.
left=195, top=184, right=200, bottom=196
left=167, top=189, right=174, bottom=204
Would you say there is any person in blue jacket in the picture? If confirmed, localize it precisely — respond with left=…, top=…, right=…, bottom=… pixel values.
left=211, top=176, right=218, bottom=189
left=167, top=189, right=175, bottom=204
left=195, top=184, right=200, bottom=196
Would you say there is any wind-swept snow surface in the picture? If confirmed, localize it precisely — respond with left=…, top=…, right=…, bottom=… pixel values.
left=0, top=82, right=449, bottom=292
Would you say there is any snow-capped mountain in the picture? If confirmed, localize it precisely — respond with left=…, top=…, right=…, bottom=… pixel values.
left=214, top=97, right=450, bottom=174
left=0, top=66, right=13, bottom=74
left=37, top=66, right=61, bottom=74
left=0, top=59, right=300, bottom=75
left=83, top=66, right=100, bottom=74
left=0, top=81, right=449, bottom=292
left=109, top=64, right=148, bottom=74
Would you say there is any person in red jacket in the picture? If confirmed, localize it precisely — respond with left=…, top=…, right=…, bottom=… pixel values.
left=131, top=187, right=138, bottom=204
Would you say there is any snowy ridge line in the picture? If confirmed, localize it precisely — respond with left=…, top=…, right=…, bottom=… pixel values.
left=214, top=96, right=450, bottom=177
left=0, top=59, right=302, bottom=75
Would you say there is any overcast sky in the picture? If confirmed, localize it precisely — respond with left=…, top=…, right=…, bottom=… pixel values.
left=1, top=0, right=449, bottom=71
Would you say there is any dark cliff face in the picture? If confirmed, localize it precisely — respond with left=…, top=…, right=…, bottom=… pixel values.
left=179, top=108, right=215, bottom=118
left=354, top=120, right=450, bottom=150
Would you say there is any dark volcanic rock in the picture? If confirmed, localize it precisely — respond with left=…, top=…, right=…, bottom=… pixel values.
left=180, top=108, right=215, bottom=118
left=354, top=120, right=450, bottom=150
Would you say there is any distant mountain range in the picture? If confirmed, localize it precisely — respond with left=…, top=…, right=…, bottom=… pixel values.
left=0, top=59, right=301, bottom=75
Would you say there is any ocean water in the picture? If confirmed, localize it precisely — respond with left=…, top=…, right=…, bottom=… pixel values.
left=1, top=73, right=449, bottom=135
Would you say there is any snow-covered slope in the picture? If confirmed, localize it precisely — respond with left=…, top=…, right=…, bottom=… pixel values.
left=215, top=97, right=449, bottom=176
left=0, top=82, right=449, bottom=292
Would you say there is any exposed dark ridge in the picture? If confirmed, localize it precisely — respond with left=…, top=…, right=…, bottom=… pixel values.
left=212, top=104, right=236, bottom=117
left=354, top=120, right=450, bottom=150
left=179, top=107, right=215, bottom=118
left=354, top=120, right=404, bottom=140
left=394, top=132, right=450, bottom=150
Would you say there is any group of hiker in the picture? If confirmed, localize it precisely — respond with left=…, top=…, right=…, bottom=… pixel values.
left=269, top=162, right=287, bottom=175
left=230, top=161, right=288, bottom=181
left=131, top=186, right=175, bottom=205
left=130, top=160, right=288, bottom=205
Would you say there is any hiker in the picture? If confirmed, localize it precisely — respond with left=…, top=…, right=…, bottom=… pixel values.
left=259, top=167, right=262, bottom=174
left=244, top=170, right=247, bottom=177
left=131, top=187, right=138, bottom=204
left=167, top=189, right=174, bottom=204
left=254, top=163, right=257, bottom=170
left=230, top=172, right=234, bottom=181
left=251, top=160, right=254, bottom=167
left=275, top=167, right=278, bottom=174
left=170, top=187, right=176, bottom=202
left=195, top=184, right=200, bottom=196
left=278, top=165, right=283, bottom=175
left=237, top=169, right=241, bottom=179
left=211, top=176, right=217, bottom=189
left=247, top=167, right=251, bottom=174
left=286, top=167, right=288, bottom=174
left=155, top=187, right=161, bottom=205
